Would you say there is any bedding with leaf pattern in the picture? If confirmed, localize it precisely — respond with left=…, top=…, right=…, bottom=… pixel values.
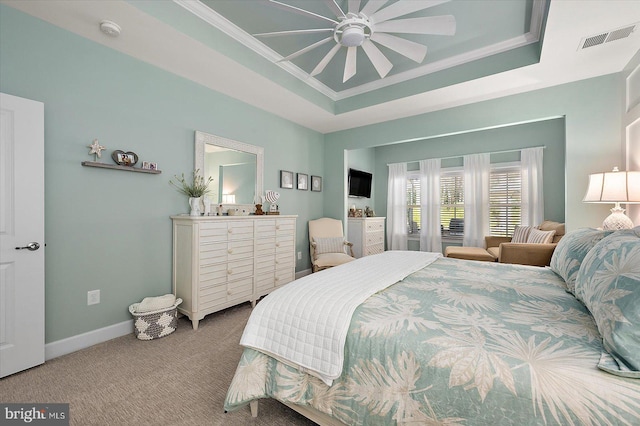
left=224, top=257, right=640, bottom=425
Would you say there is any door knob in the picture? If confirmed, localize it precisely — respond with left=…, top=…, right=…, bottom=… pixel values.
left=15, top=242, right=40, bottom=251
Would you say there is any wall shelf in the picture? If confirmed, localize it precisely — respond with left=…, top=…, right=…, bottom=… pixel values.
left=81, top=161, right=161, bottom=174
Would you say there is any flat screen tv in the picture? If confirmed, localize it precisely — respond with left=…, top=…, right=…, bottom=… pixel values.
left=348, top=168, right=372, bottom=198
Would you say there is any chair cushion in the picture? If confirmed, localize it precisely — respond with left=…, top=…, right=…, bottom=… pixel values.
left=511, top=225, right=533, bottom=243
left=445, top=246, right=496, bottom=262
left=314, top=252, right=355, bottom=268
left=526, top=228, right=555, bottom=244
left=313, top=237, right=345, bottom=255
left=538, top=220, right=565, bottom=243
left=486, top=247, right=500, bottom=258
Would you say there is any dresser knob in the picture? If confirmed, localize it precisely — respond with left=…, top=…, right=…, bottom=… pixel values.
left=228, top=229, right=233, bottom=234
left=275, top=243, right=280, bottom=247
left=276, top=225, right=280, bottom=230
left=227, top=290, right=232, bottom=295
left=228, top=269, right=233, bottom=275
left=228, top=249, right=233, bottom=254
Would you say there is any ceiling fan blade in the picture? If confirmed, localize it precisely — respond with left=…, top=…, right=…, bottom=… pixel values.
left=343, top=46, right=357, bottom=82
left=360, top=0, right=387, bottom=17
left=370, top=33, right=427, bottom=63
left=278, top=37, right=334, bottom=62
left=348, top=0, right=361, bottom=15
left=375, top=15, right=456, bottom=35
left=371, top=0, right=450, bottom=24
left=310, top=43, right=341, bottom=76
left=361, top=40, right=393, bottom=78
left=254, top=28, right=334, bottom=38
left=323, top=0, right=346, bottom=18
left=267, top=0, right=338, bottom=25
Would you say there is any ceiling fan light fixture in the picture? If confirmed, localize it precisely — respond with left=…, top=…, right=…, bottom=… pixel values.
left=341, top=26, right=365, bottom=46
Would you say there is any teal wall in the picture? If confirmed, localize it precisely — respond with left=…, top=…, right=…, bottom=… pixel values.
left=0, top=6, right=323, bottom=343
left=324, top=74, right=624, bottom=232
left=372, top=118, right=566, bottom=224
left=346, top=148, right=376, bottom=213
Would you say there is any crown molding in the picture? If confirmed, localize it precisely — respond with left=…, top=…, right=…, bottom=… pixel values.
left=174, top=0, right=546, bottom=102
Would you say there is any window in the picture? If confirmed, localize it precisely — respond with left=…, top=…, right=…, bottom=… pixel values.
left=489, top=165, right=522, bottom=236
left=440, top=170, right=464, bottom=235
left=407, top=175, right=420, bottom=235
left=406, top=162, right=522, bottom=238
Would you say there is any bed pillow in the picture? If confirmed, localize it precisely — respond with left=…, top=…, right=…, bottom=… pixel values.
left=549, top=228, right=614, bottom=295
left=313, top=237, right=346, bottom=255
left=574, top=227, right=640, bottom=378
left=511, top=225, right=533, bottom=243
left=526, top=228, right=555, bottom=244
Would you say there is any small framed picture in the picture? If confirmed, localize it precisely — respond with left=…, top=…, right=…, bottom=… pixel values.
left=297, top=173, right=308, bottom=190
left=311, top=175, right=322, bottom=192
left=142, top=161, right=151, bottom=170
left=111, top=150, right=138, bottom=167
left=149, top=162, right=158, bottom=171
left=280, top=170, right=294, bottom=189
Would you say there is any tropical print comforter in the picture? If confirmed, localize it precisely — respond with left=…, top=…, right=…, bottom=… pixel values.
left=224, top=257, right=640, bottom=425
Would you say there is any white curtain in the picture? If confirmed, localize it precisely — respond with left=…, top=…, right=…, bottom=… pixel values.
left=386, top=163, right=408, bottom=250
left=419, top=159, right=442, bottom=252
left=463, top=153, right=490, bottom=247
left=521, top=147, right=544, bottom=226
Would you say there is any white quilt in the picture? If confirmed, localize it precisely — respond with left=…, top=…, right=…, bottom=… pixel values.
left=240, top=250, right=441, bottom=385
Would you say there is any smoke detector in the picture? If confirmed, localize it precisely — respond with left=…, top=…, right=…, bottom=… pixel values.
left=99, top=20, right=121, bottom=37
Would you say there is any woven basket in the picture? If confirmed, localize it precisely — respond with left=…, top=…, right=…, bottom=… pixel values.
left=128, top=298, right=182, bottom=341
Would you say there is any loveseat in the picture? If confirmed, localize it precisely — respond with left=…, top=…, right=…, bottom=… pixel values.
left=445, top=220, right=565, bottom=267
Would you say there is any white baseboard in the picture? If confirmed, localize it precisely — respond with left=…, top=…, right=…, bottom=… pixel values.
left=45, top=319, right=134, bottom=361
left=295, top=269, right=312, bottom=279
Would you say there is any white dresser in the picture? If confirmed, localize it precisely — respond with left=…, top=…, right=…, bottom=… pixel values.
left=172, top=215, right=297, bottom=329
left=348, top=217, right=386, bottom=258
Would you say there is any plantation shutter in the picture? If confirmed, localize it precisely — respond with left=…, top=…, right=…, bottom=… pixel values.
left=440, top=171, right=464, bottom=231
left=407, top=176, right=420, bottom=234
left=489, top=166, right=522, bottom=236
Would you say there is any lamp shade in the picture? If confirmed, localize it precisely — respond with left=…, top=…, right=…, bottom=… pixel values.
left=583, top=168, right=640, bottom=203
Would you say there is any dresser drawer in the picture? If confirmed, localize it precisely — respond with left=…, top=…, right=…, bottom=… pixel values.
left=366, top=220, right=384, bottom=233
left=255, top=237, right=276, bottom=255
left=365, top=243, right=384, bottom=256
left=227, top=257, right=254, bottom=281
left=227, top=221, right=254, bottom=240
left=366, top=231, right=384, bottom=246
left=199, top=263, right=228, bottom=287
left=227, top=239, right=254, bottom=261
left=199, top=222, right=229, bottom=243
left=255, top=220, right=277, bottom=238
left=275, top=219, right=295, bottom=234
left=199, top=241, right=227, bottom=263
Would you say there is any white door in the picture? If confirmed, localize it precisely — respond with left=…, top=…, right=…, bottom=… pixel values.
left=0, top=92, right=45, bottom=378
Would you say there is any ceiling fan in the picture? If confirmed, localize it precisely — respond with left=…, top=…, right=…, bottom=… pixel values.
left=254, top=0, right=457, bottom=83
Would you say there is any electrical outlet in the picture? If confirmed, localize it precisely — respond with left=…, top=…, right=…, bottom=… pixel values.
left=297, top=251, right=302, bottom=260
left=87, top=290, right=100, bottom=305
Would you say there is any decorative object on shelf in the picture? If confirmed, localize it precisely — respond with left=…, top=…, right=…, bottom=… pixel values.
left=355, top=208, right=363, bottom=218
left=297, top=173, right=308, bottom=190
left=112, top=150, right=138, bottom=167
left=169, top=169, right=213, bottom=216
left=254, top=195, right=264, bottom=215
left=265, top=190, right=280, bottom=214
left=141, top=162, right=158, bottom=171
left=311, top=175, right=322, bottom=192
left=203, top=195, right=212, bottom=216
left=222, top=194, right=236, bottom=204
left=583, top=166, right=640, bottom=230
left=255, top=204, right=264, bottom=215
left=280, top=170, right=293, bottom=189
left=364, top=206, right=375, bottom=217
left=88, top=138, right=106, bottom=160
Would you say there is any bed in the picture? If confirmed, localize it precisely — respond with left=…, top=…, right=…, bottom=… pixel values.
left=224, top=227, right=640, bottom=425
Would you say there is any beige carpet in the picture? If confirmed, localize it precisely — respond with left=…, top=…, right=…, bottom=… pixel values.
left=0, top=303, right=316, bottom=425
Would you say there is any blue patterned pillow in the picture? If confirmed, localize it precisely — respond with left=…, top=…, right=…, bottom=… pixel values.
left=575, top=227, right=640, bottom=377
left=550, top=228, right=614, bottom=295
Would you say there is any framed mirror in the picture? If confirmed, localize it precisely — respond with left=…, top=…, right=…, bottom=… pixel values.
left=195, top=131, right=264, bottom=213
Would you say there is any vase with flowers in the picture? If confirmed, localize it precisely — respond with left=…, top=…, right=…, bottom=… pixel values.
left=169, top=169, right=213, bottom=216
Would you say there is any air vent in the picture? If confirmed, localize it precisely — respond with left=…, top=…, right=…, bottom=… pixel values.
left=579, top=23, right=637, bottom=50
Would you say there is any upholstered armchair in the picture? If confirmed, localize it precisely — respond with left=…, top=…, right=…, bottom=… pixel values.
left=308, top=218, right=355, bottom=273
left=485, top=220, right=565, bottom=267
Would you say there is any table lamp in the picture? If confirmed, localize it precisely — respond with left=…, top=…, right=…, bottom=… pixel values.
left=583, top=167, right=640, bottom=230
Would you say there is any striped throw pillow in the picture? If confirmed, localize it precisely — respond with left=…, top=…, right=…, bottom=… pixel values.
left=527, top=228, right=556, bottom=244
left=313, top=237, right=345, bottom=255
left=511, top=226, right=533, bottom=243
